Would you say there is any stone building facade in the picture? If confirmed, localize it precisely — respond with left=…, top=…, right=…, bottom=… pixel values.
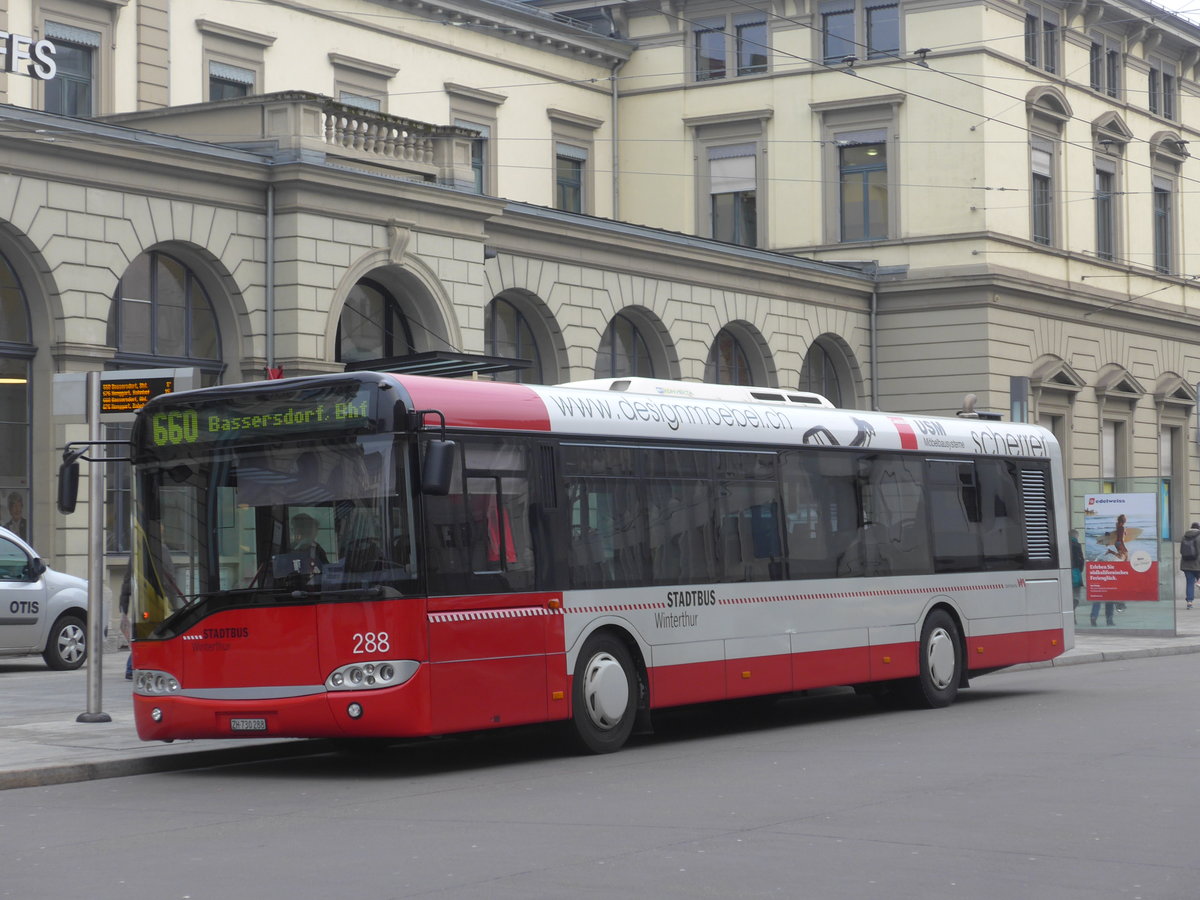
left=0, top=0, right=1198, bottom=609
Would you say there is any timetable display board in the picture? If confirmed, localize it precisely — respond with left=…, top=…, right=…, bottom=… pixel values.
left=101, top=376, right=175, bottom=414
left=95, top=368, right=199, bottom=423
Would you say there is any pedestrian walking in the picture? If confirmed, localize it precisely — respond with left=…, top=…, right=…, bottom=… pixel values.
left=118, top=566, right=134, bottom=679
left=1180, top=522, right=1200, bottom=611
left=1070, top=529, right=1084, bottom=609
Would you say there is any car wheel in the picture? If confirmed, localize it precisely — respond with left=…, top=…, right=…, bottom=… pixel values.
left=43, top=613, right=87, bottom=670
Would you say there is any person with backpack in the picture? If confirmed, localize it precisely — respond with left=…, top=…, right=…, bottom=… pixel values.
left=1180, top=523, right=1200, bottom=611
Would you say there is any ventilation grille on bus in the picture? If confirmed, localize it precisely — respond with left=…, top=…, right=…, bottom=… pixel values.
left=1020, top=469, right=1054, bottom=564
left=749, top=391, right=829, bottom=406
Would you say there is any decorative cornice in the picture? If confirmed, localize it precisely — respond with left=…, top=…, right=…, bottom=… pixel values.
left=195, top=19, right=277, bottom=48
left=328, top=53, right=399, bottom=79
left=547, top=108, right=604, bottom=129
left=810, top=93, right=905, bottom=114
left=444, top=82, right=508, bottom=106
left=683, top=108, right=775, bottom=128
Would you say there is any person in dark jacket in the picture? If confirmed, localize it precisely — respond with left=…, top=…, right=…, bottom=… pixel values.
left=1180, top=522, right=1200, bottom=611
left=118, top=567, right=134, bottom=679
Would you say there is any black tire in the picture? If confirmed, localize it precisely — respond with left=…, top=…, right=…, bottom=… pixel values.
left=43, top=613, right=87, bottom=671
left=571, top=632, right=638, bottom=754
left=904, top=609, right=962, bottom=709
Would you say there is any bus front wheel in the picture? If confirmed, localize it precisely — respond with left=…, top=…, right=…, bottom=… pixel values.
left=905, top=609, right=962, bottom=709
left=571, top=633, right=637, bottom=754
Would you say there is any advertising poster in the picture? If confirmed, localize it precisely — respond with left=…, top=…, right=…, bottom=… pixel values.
left=1083, top=493, right=1158, bottom=603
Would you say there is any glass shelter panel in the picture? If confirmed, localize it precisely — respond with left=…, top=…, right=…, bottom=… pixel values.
left=1070, top=477, right=1176, bottom=635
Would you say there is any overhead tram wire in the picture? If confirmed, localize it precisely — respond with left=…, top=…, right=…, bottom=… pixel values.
left=684, top=0, right=1200, bottom=199
left=714, top=0, right=1196, bottom=142
left=200, top=0, right=1200, bottom=187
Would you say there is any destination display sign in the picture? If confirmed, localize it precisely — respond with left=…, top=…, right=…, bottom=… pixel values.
left=144, top=381, right=378, bottom=449
left=101, top=376, right=175, bottom=414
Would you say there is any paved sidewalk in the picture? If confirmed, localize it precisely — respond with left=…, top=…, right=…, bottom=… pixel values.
left=3, top=608, right=1199, bottom=790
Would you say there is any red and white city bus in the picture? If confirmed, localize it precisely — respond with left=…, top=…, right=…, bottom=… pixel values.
left=127, top=373, right=1072, bottom=752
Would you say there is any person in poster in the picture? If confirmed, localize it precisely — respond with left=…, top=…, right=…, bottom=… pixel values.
left=3, top=491, right=27, bottom=540
left=1103, top=514, right=1129, bottom=561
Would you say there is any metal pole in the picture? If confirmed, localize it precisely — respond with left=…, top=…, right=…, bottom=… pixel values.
left=78, top=371, right=111, bottom=723
left=266, top=183, right=275, bottom=374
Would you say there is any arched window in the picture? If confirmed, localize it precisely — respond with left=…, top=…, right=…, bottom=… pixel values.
left=486, top=296, right=543, bottom=384
left=799, top=341, right=843, bottom=407
left=107, top=250, right=223, bottom=552
left=704, top=327, right=752, bottom=385
left=335, top=279, right=415, bottom=364
left=0, top=250, right=33, bottom=541
left=596, top=312, right=654, bottom=378
left=108, top=250, right=220, bottom=367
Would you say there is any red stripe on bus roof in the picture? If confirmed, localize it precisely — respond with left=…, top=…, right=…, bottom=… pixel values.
left=389, top=374, right=551, bottom=431
left=887, top=416, right=919, bottom=450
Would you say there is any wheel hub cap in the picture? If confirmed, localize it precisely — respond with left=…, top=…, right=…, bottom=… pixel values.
left=927, top=627, right=955, bottom=690
left=582, top=652, right=629, bottom=730
left=59, top=626, right=85, bottom=664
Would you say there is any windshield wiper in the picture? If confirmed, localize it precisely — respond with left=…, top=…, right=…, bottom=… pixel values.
left=287, top=586, right=395, bottom=600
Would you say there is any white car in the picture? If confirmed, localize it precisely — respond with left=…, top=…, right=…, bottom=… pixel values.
left=0, top=526, right=89, bottom=670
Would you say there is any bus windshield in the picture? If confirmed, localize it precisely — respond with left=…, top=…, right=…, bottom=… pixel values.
left=132, top=433, right=417, bottom=638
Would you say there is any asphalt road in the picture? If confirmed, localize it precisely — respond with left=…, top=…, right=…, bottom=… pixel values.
left=3, top=654, right=1199, bottom=900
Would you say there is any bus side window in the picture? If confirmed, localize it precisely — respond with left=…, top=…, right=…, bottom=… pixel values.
left=563, top=444, right=646, bottom=589
left=568, top=481, right=615, bottom=588
left=779, top=450, right=835, bottom=579
left=461, top=440, right=535, bottom=592
left=646, top=478, right=714, bottom=586
left=926, top=459, right=983, bottom=572
left=718, top=482, right=781, bottom=582
left=976, top=459, right=1025, bottom=569
left=713, top=450, right=781, bottom=583
left=815, top=452, right=869, bottom=578
left=467, top=482, right=516, bottom=572
left=866, top=455, right=931, bottom=577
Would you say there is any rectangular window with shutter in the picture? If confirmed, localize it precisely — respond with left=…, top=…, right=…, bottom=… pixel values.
left=1031, top=139, right=1054, bottom=246
left=709, top=145, right=758, bottom=247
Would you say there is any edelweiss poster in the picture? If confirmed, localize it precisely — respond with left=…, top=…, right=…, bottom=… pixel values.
left=1083, top=493, right=1158, bottom=604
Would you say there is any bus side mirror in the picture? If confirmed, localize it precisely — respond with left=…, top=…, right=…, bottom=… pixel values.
left=421, top=440, right=457, bottom=496
left=57, top=461, right=80, bottom=514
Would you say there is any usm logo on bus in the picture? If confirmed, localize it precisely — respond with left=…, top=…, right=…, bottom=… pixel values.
left=914, top=419, right=948, bottom=436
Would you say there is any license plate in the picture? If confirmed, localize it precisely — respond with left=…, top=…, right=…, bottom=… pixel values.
left=229, top=718, right=268, bottom=732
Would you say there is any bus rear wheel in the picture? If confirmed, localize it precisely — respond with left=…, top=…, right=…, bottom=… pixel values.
left=904, top=609, right=962, bottom=709
left=571, top=633, right=637, bottom=754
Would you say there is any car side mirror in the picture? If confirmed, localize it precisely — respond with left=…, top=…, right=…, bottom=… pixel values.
left=28, top=558, right=47, bottom=579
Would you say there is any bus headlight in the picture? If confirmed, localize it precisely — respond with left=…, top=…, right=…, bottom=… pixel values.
left=134, top=669, right=181, bottom=696
left=325, top=659, right=419, bottom=691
